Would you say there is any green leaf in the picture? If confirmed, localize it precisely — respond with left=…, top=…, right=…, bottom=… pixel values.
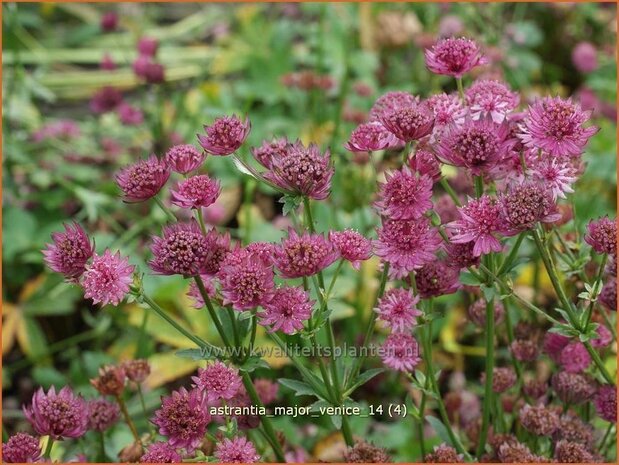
left=279, top=378, right=317, bottom=397
left=280, top=194, right=302, bottom=216
left=345, top=368, right=384, bottom=395
left=239, top=356, right=269, bottom=373
left=459, top=271, right=481, bottom=286
left=175, top=348, right=220, bottom=361
left=425, top=415, right=453, bottom=447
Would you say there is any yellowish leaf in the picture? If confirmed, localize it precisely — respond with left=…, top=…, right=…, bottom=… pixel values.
left=144, top=352, right=200, bottom=389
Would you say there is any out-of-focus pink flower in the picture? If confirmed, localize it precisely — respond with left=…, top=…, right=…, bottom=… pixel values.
left=117, top=102, right=144, bottom=126
left=165, top=144, right=205, bottom=174
left=137, top=36, right=158, bottom=57
left=43, top=222, right=94, bottom=282
left=415, top=260, right=460, bottom=298
left=82, top=250, right=134, bottom=306
left=585, top=216, right=617, bottom=255
left=32, top=119, right=81, bottom=143
left=259, top=286, right=313, bottom=334
left=380, top=332, right=421, bottom=372
left=170, top=174, right=220, bottom=209
left=273, top=228, right=339, bottom=279
left=100, top=53, right=116, bottom=71
left=438, top=15, right=464, bottom=37
left=144, top=62, right=165, bottom=84
left=369, top=91, right=418, bottom=122
left=23, top=386, right=89, bottom=440
left=572, top=42, right=598, bottom=73
left=87, top=399, right=120, bottom=432
left=594, top=385, right=617, bottom=423
left=90, top=87, right=123, bottom=114
left=198, top=115, right=250, bottom=156
left=375, top=288, right=422, bottom=333
left=100, top=12, right=118, bottom=32
left=328, top=229, right=372, bottom=270
left=214, top=436, right=260, bottom=463
left=115, top=155, right=170, bottom=203
left=543, top=332, right=571, bottom=363
left=132, top=55, right=151, bottom=78
left=424, top=37, right=488, bottom=78
left=375, top=167, right=433, bottom=220
left=559, top=342, right=591, bottom=373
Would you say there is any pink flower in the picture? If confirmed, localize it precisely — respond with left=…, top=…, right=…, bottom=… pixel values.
left=369, top=91, right=418, bottom=122
left=149, top=221, right=210, bottom=276
left=375, top=167, right=434, bottom=220
left=152, top=387, right=210, bottom=453
left=32, top=119, right=80, bottom=143
left=202, top=229, right=233, bottom=275
left=436, top=118, right=516, bottom=176
left=344, top=122, right=398, bottom=152
left=415, top=260, right=460, bottom=298
left=560, top=342, right=591, bottom=373
left=2, top=433, right=42, bottom=463
left=572, top=42, right=598, bottom=73
left=117, top=103, right=144, bottom=126
left=251, top=138, right=290, bottom=169
left=187, top=275, right=216, bottom=308
left=214, top=436, right=260, bottom=463
left=466, top=80, right=519, bottom=123
left=585, top=216, right=617, bottom=255
left=100, top=53, right=116, bottom=70
left=408, top=149, right=442, bottom=182
left=447, top=195, right=509, bottom=257
left=594, top=385, right=616, bottom=423
left=529, top=156, right=577, bottom=199
left=192, top=361, right=242, bottom=401
left=100, top=12, right=118, bottom=32
left=446, top=240, right=480, bottom=269
left=132, top=55, right=151, bottom=78
left=43, top=222, right=94, bottom=281
left=259, top=286, right=314, bottom=334
left=82, top=250, right=134, bottom=306
left=87, top=399, right=120, bottom=432
left=220, top=254, right=275, bottom=310
left=426, top=93, right=467, bottom=136
left=591, top=324, right=613, bottom=348
left=23, top=386, right=89, bottom=440
left=165, top=144, right=205, bottom=174
left=374, top=218, right=442, bottom=279
left=379, top=103, right=435, bottom=143
left=375, top=288, right=422, bottom=333
left=144, top=62, right=165, bottom=84
left=599, top=279, right=616, bottom=311
left=140, top=442, right=182, bottom=463
left=518, top=97, right=598, bottom=157
left=89, top=86, right=123, bottom=114
left=500, top=180, right=560, bottom=232
left=198, top=115, right=250, bottom=156
left=380, top=332, right=421, bottom=372
left=170, top=174, right=221, bottom=209
left=115, top=155, right=170, bottom=203
left=328, top=229, right=372, bottom=270
left=264, top=141, right=333, bottom=200
left=424, top=37, right=488, bottom=78
left=543, top=332, right=571, bottom=363
left=137, top=36, right=158, bottom=57
left=273, top=228, right=339, bottom=279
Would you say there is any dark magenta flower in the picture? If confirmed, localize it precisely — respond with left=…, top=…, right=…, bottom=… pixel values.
left=380, top=332, right=421, bottom=372
left=165, top=144, right=205, bottom=174
left=220, top=254, right=275, bottom=311
left=594, top=385, right=616, bottom=423
left=87, top=398, right=120, bottom=432
left=559, top=342, right=591, bottom=373
left=379, top=103, right=435, bottom=143
left=117, top=103, right=144, bottom=126
left=152, top=387, right=210, bottom=453
left=328, top=229, right=372, bottom=270
left=500, top=180, right=560, bottom=232
left=264, top=141, right=334, bottom=200
left=140, top=442, right=182, bottom=463
left=375, top=167, right=434, bottom=220
left=214, top=436, right=260, bottom=463
left=90, top=86, right=123, bottom=114
left=149, top=221, right=210, bottom=276
left=407, top=149, right=442, bottom=182
left=585, top=216, right=617, bottom=255
left=100, top=12, right=119, bottom=32
left=115, top=155, right=170, bottom=203
left=43, top=222, right=94, bottom=282
left=2, top=433, right=42, bottom=463
left=198, top=115, right=250, bottom=156
left=258, top=286, right=314, bottom=335
left=369, top=91, right=417, bottom=122
left=82, top=250, right=134, bottom=306
left=551, top=372, right=597, bottom=405
left=424, top=37, right=488, bottom=78
left=554, top=440, right=594, bottom=463
left=273, top=228, right=339, bottom=279
left=374, top=288, right=422, bottom=333
left=415, top=260, right=460, bottom=298
left=251, top=137, right=290, bottom=169
left=170, top=174, right=221, bottom=209
left=137, top=36, right=158, bottom=57
left=519, top=404, right=560, bottom=436
left=344, top=121, right=398, bottom=152
left=518, top=97, right=598, bottom=157
left=23, top=386, right=88, bottom=440
left=192, top=361, right=242, bottom=401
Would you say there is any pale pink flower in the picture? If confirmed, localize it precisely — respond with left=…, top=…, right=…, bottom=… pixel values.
left=82, top=250, right=134, bottom=306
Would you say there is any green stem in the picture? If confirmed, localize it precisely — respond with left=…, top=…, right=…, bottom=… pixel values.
left=601, top=307, right=617, bottom=339
left=584, top=253, right=608, bottom=328
left=241, top=373, right=286, bottom=462
left=497, top=233, right=526, bottom=276
left=303, top=197, right=316, bottom=233
left=583, top=340, right=615, bottom=385
left=598, top=422, right=614, bottom=450
left=476, top=298, right=495, bottom=459
left=116, top=395, right=141, bottom=443
left=504, top=299, right=530, bottom=403
left=226, top=307, right=241, bottom=348
left=193, top=276, right=233, bottom=350
left=417, top=370, right=430, bottom=461
left=43, top=438, right=54, bottom=460
left=137, top=384, right=155, bottom=435
left=474, top=175, right=484, bottom=198
left=154, top=196, right=176, bottom=222
left=456, top=77, right=465, bottom=101
left=439, top=177, right=462, bottom=207
left=196, top=208, right=207, bottom=235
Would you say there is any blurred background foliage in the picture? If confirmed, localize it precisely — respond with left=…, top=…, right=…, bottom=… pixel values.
left=2, top=2, right=616, bottom=459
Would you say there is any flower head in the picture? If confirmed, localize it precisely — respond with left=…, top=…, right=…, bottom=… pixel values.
left=90, top=365, right=126, bottom=396
left=375, top=167, right=434, bottom=220
left=599, top=279, right=616, bottom=311
left=82, top=250, right=134, bottom=306
left=192, top=361, right=242, bottom=401
left=560, top=342, right=591, bottom=373
left=90, top=86, right=123, bottom=114
left=379, top=103, right=435, bottom=142
left=415, top=260, right=460, bottom=298
left=115, top=155, right=170, bottom=203
left=554, top=440, right=594, bottom=463
left=551, top=372, right=597, bottom=405
left=259, top=286, right=313, bottom=334
left=374, top=218, right=442, bottom=279
left=214, top=436, right=260, bottom=463
left=2, top=433, right=42, bottom=463
left=328, top=229, right=372, bottom=270
left=594, top=385, right=616, bottom=423
left=23, top=386, right=88, bottom=440
left=543, top=332, right=570, bottom=363
left=202, top=229, right=233, bottom=276
left=344, top=122, right=398, bottom=152
left=529, top=156, right=577, bottom=200
left=251, top=138, right=290, bottom=169
left=375, top=288, right=422, bottom=333
left=165, top=144, right=205, bottom=174
left=446, top=240, right=480, bottom=269
left=585, top=216, right=617, bottom=255
left=484, top=367, right=517, bottom=393
left=198, top=115, right=250, bottom=156
left=447, top=195, right=509, bottom=257
left=150, top=221, right=210, bottom=276
left=554, top=413, right=594, bottom=448
left=137, top=36, right=158, bottom=57
left=591, top=324, right=613, bottom=348
left=140, top=442, right=182, bottom=463
left=425, top=444, right=464, bottom=463
left=572, top=42, right=598, bottom=73
left=220, top=253, right=275, bottom=311
left=87, top=398, right=120, bottom=432
left=369, top=91, right=418, bottom=121
left=467, top=299, right=505, bottom=327
left=523, top=379, right=547, bottom=400
left=380, top=332, right=421, bottom=372
left=43, top=222, right=94, bottom=281
left=264, top=141, right=333, bottom=200
left=518, top=97, right=598, bottom=157
left=408, top=149, right=442, bottom=182
left=117, top=103, right=144, bottom=126
left=500, top=181, right=560, bottom=231
left=519, top=404, right=560, bottom=436
left=344, top=440, right=392, bottom=463
left=170, top=174, right=221, bottom=210
left=122, top=359, right=151, bottom=383
left=424, top=37, right=487, bottom=78
left=426, top=93, right=467, bottom=136
left=436, top=118, right=516, bottom=176
left=466, top=80, right=519, bottom=123
left=152, top=387, right=210, bottom=453
left=273, top=229, right=339, bottom=279
left=510, top=339, right=539, bottom=362
left=100, top=12, right=118, bottom=32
